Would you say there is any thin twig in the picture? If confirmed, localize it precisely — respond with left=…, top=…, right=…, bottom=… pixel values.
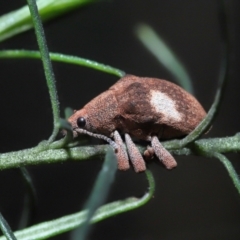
left=164, top=0, right=230, bottom=150
left=0, top=213, right=16, bottom=240
left=26, top=0, right=60, bottom=142
left=213, top=152, right=240, bottom=195
left=0, top=50, right=125, bottom=77
left=0, top=170, right=155, bottom=240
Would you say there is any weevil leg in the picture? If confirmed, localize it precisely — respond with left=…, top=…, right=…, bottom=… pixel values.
left=151, top=136, right=177, bottom=169
left=113, top=130, right=130, bottom=171
left=144, top=146, right=155, bottom=160
left=125, top=133, right=146, bottom=172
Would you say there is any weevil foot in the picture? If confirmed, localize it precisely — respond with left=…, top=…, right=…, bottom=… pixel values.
left=113, top=130, right=130, bottom=171
left=144, top=146, right=155, bottom=160
left=151, top=136, right=177, bottom=169
left=125, top=133, right=146, bottom=172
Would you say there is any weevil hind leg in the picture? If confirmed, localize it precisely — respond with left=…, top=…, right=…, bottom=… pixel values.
left=125, top=133, right=146, bottom=172
left=151, top=136, right=177, bottom=169
left=113, top=130, right=130, bottom=171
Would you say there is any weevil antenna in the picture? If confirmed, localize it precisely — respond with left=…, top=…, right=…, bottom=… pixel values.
left=74, top=128, right=118, bottom=150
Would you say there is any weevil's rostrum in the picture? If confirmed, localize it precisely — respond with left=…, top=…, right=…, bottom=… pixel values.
left=68, top=75, right=206, bottom=172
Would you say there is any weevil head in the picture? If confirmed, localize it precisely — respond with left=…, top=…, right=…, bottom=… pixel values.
left=68, top=90, right=120, bottom=137
left=68, top=108, right=94, bottom=137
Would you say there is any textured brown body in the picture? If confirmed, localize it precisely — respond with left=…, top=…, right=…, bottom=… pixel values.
left=69, top=75, right=206, bottom=141
left=68, top=75, right=206, bottom=172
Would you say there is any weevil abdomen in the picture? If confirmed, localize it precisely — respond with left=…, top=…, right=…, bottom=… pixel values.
left=111, top=75, right=206, bottom=140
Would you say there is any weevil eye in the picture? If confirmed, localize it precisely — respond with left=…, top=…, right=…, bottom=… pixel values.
left=77, top=117, right=86, bottom=128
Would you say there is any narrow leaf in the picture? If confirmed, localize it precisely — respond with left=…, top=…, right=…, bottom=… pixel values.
left=164, top=0, right=230, bottom=150
left=0, top=170, right=155, bottom=240
left=0, top=50, right=125, bottom=77
left=0, top=0, right=95, bottom=42
left=18, top=167, right=37, bottom=229
left=0, top=213, right=17, bottom=240
left=71, top=148, right=117, bottom=240
left=136, top=23, right=194, bottom=94
left=213, top=153, right=240, bottom=195
left=26, top=0, right=60, bottom=142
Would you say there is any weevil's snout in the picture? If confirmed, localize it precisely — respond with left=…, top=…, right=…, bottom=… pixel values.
left=67, top=108, right=118, bottom=150
left=68, top=109, right=90, bottom=137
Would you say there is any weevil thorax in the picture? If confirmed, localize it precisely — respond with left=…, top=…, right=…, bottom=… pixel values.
left=68, top=90, right=119, bottom=137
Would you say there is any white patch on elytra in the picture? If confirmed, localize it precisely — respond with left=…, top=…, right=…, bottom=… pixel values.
left=150, top=90, right=182, bottom=122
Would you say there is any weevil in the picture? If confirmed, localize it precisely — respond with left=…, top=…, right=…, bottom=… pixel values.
left=68, top=75, right=206, bottom=172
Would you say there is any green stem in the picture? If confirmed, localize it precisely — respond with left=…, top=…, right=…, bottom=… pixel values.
left=0, top=213, right=16, bottom=240
left=0, top=0, right=95, bottom=43
left=0, top=134, right=239, bottom=171
left=213, top=152, right=240, bottom=195
left=136, top=23, right=194, bottom=94
left=163, top=0, right=230, bottom=150
left=26, top=0, right=60, bottom=142
left=0, top=170, right=155, bottom=240
left=0, top=50, right=125, bottom=77
left=18, top=168, right=37, bottom=229
left=72, top=148, right=117, bottom=240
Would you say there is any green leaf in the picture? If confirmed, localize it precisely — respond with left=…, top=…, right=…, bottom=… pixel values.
left=0, top=170, right=155, bottom=240
left=213, top=153, right=240, bottom=195
left=71, top=148, right=117, bottom=240
left=64, top=107, right=74, bottom=119
left=0, top=213, right=16, bottom=240
left=18, top=168, right=37, bottom=229
left=0, top=50, right=125, bottom=77
left=0, top=0, right=96, bottom=42
left=57, top=118, right=72, bottom=131
left=26, top=0, right=60, bottom=142
left=163, top=0, right=229, bottom=150
left=136, top=23, right=194, bottom=94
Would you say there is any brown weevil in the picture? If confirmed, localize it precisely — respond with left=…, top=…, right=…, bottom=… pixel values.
left=68, top=75, right=206, bottom=172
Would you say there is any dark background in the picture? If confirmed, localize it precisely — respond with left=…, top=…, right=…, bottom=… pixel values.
left=0, top=0, right=240, bottom=239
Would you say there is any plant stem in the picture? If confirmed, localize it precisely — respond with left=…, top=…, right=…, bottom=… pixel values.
left=0, top=0, right=95, bottom=43
left=0, top=50, right=125, bottom=77
left=213, top=152, right=240, bottom=195
left=0, top=134, right=239, bottom=171
left=18, top=168, right=37, bottom=229
left=163, top=0, right=230, bottom=150
left=136, top=23, right=194, bottom=94
left=0, top=170, right=155, bottom=240
left=26, top=0, right=60, bottom=142
left=0, top=213, right=16, bottom=240
left=72, top=148, right=117, bottom=240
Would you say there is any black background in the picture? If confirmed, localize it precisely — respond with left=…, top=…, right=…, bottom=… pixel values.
left=0, top=0, right=240, bottom=239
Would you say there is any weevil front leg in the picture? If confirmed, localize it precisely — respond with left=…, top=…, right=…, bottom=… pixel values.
left=150, top=136, right=177, bottom=169
left=112, top=130, right=130, bottom=171
left=125, top=133, right=146, bottom=172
